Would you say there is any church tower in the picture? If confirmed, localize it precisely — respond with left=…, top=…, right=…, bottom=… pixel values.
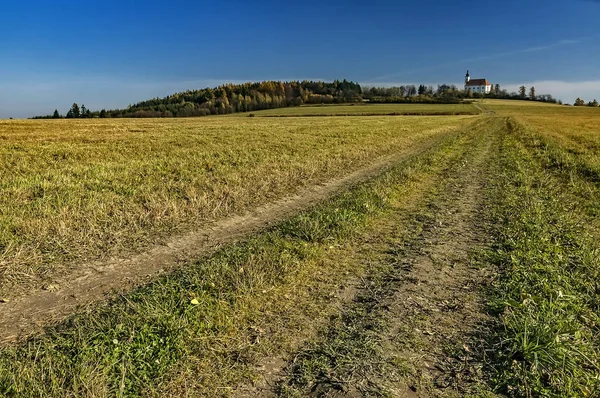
left=465, top=70, right=471, bottom=84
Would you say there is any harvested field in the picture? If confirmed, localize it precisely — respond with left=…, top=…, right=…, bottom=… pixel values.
left=2, top=101, right=600, bottom=397
left=0, top=115, right=470, bottom=298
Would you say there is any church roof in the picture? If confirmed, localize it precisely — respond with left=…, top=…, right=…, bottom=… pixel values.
left=466, top=79, right=490, bottom=86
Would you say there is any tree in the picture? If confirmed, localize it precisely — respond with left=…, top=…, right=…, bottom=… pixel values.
left=81, top=104, right=87, bottom=118
left=52, top=109, right=60, bottom=119
left=529, top=86, right=536, bottom=100
left=592, top=99, right=599, bottom=107
left=519, top=86, right=526, bottom=99
left=494, top=84, right=500, bottom=95
left=418, top=84, right=426, bottom=95
left=69, top=103, right=80, bottom=118
left=99, top=109, right=107, bottom=118
left=574, top=97, right=586, bottom=106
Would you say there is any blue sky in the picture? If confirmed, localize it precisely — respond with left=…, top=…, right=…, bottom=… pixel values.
left=1, top=0, right=599, bottom=117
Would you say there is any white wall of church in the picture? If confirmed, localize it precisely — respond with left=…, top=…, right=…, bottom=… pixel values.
left=466, top=85, right=492, bottom=94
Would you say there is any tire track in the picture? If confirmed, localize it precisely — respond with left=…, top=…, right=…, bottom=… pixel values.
left=259, top=118, right=500, bottom=397
left=0, top=132, right=455, bottom=345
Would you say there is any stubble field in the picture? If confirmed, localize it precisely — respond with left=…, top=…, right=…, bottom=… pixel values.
left=1, top=101, right=600, bottom=397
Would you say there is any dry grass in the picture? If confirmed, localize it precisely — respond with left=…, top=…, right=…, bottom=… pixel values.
left=0, top=125, right=473, bottom=397
left=0, top=116, right=471, bottom=297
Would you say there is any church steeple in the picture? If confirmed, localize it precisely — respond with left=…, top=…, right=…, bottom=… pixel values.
left=465, top=70, right=471, bottom=84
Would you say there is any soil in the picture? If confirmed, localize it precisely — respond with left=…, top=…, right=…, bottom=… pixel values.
left=0, top=134, right=448, bottom=345
left=382, top=128, right=495, bottom=396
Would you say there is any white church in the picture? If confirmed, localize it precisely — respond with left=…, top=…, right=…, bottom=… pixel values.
left=464, top=70, right=492, bottom=94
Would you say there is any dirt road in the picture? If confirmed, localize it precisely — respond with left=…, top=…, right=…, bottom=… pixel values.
left=237, top=118, right=499, bottom=397
left=0, top=132, right=454, bottom=345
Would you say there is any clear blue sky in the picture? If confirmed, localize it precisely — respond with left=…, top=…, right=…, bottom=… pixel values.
left=1, top=0, right=599, bottom=117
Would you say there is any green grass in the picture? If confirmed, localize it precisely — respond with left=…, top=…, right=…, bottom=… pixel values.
left=483, top=117, right=600, bottom=396
left=229, top=103, right=480, bottom=117
left=0, top=116, right=470, bottom=298
left=277, top=118, right=499, bottom=398
left=0, top=122, right=474, bottom=397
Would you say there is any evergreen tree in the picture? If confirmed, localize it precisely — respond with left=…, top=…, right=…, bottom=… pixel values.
left=52, top=109, right=60, bottom=119
left=70, top=103, right=81, bottom=118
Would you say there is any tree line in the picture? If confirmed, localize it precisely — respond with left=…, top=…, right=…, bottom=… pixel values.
left=573, top=98, right=599, bottom=107
left=363, top=84, right=561, bottom=104
left=32, top=78, right=587, bottom=119
left=33, top=80, right=363, bottom=119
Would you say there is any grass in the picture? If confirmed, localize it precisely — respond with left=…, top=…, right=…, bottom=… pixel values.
left=0, top=120, right=474, bottom=397
left=228, top=103, right=480, bottom=117
left=276, top=119, right=498, bottom=397
left=0, top=116, right=471, bottom=297
left=3, top=99, right=600, bottom=396
left=482, top=117, right=600, bottom=396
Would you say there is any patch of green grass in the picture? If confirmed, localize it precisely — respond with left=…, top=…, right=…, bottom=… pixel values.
left=229, top=103, right=479, bottom=117
left=0, top=123, right=474, bottom=397
left=484, top=118, right=600, bottom=397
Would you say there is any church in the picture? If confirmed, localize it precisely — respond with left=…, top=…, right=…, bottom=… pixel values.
left=464, top=70, right=492, bottom=94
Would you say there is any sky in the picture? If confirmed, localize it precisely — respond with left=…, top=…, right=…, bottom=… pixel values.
left=1, top=0, right=599, bottom=118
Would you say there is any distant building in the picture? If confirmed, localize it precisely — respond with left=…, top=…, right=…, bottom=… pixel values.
left=464, top=70, right=492, bottom=94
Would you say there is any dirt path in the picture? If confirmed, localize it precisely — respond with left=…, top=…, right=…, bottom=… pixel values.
left=383, top=123, right=496, bottom=396
left=473, top=102, right=495, bottom=115
left=242, top=119, right=499, bottom=396
left=0, top=133, right=453, bottom=345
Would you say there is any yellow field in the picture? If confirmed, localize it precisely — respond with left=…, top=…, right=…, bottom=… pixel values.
left=483, top=99, right=600, bottom=153
left=0, top=115, right=472, bottom=297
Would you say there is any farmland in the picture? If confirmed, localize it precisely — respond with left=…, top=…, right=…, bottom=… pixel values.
left=231, top=102, right=480, bottom=117
left=1, top=101, right=600, bottom=397
left=0, top=115, right=470, bottom=298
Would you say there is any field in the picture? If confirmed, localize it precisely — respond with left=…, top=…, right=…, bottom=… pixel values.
left=1, top=101, right=600, bottom=397
left=230, top=102, right=480, bottom=116
left=0, top=116, right=469, bottom=298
